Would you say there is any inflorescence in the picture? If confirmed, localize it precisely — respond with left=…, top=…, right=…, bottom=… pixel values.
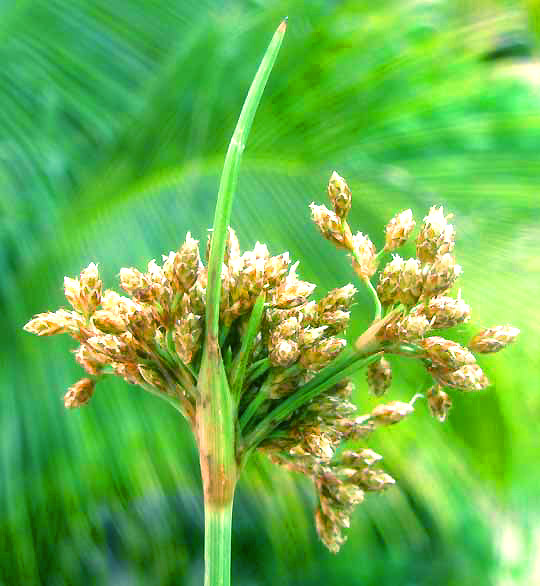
left=24, top=171, right=519, bottom=552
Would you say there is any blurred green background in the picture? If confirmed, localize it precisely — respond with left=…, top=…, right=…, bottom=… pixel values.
left=2, top=0, right=540, bottom=584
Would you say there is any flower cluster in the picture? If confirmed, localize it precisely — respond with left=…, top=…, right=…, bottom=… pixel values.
left=24, top=171, right=519, bottom=554
left=307, top=171, right=519, bottom=549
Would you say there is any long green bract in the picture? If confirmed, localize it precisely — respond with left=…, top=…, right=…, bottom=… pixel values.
left=205, top=20, right=287, bottom=341
left=243, top=350, right=383, bottom=452
left=230, top=293, right=266, bottom=401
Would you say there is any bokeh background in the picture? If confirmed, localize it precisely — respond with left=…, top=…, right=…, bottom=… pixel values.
left=2, top=1, right=540, bottom=584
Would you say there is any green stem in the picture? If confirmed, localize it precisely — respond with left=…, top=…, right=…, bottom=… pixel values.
left=197, top=21, right=287, bottom=586
left=349, top=245, right=382, bottom=321
left=204, top=501, right=234, bottom=586
left=363, top=276, right=382, bottom=321
left=244, top=358, right=271, bottom=385
left=240, top=363, right=302, bottom=431
left=230, top=294, right=266, bottom=400
left=239, top=375, right=273, bottom=431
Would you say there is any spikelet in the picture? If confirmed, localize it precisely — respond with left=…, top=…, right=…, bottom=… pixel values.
left=416, top=206, right=455, bottom=263
left=371, top=401, right=414, bottom=425
left=24, top=310, right=83, bottom=337
left=421, top=336, right=476, bottom=370
left=422, top=254, right=462, bottom=299
left=64, top=378, right=95, bottom=408
left=427, top=386, right=452, bottom=422
left=310, top=203, right=353, bottom=251
left=417, top=295, right=471, bottom=329
left=469, top=326, right=520, bottom=354
left=385, top=209, right=415, bottom=251
left=429, top=363, right=489, bottom=391
left=366, top=358, right=392, bottom=396
left=350, top=232, right=377, bottom=279
left=327, top=171, right=352, bottom=220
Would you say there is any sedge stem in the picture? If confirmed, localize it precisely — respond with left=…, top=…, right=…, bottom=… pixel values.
left=362, top=276, right=382, bottom=321
left=204, top=501, right=234, bottom=586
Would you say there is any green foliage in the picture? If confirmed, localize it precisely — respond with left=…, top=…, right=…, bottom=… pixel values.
left=2, top=1, right=539, bottom=584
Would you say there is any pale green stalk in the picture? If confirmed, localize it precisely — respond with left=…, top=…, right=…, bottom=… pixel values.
left=196, top=20, right=287, bottom=586
left=204, top=504, right=234, bottom=586
left=230, top=294, right=266, bottom=401
left=362, top=276, right=382, bottom=321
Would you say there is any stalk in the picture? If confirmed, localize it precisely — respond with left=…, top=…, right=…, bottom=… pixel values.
left=204, top=501, right=234, bottom=586
left=197, top=20, right=287, bottom=586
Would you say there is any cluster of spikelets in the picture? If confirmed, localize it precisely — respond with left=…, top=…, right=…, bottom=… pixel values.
left=24, top=171, right=519, bottom=553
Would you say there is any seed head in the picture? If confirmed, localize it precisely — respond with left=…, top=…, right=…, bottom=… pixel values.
left=162, top=232, right=201, bottom=292
left=383, top=313, right=430, bottom=341
left=366, top=357, right=392, bottom=397
left=92, top=309, right=128, bottom=335
left=310, top=203, right=353, bottom=251
left=269, top=317, right=301, bottom=366
left=469, top=326, right=520, bottom=354
left=24, top=310, right=83, bottom=337
left=350, top=232, right=377, bottom=279
left=146, top=259, right=169, bottom=303
left=341, top=449, right=383, bottom=467
left=377, top=255, right=403, bottom=305
left=417, top=295, right=471, bottom=329
left=270, top=340, right=300, bottom=367
left=63, top=276, right=81, bottom=311
left=429, top=363, right=489, bottom=391
left=273, top=262, right=316, bottom=308
left=79, top=262, right=102, bottom=314
left=299, top=326, right=328, bottom=348
left=315, top=507, right=347, bottom=554
left=427, top=386, right=452, bottom=422
left=173, top=313, right=203, bottom=365
left=385, top=209, right=415, bottom=251
left=416, top=206, right=455, bottom=263
left=119, top=267, right=147, bottom=296
left=319, top=309, right=350, bottom=334
left=300, top=337, right=346, bottom=371
left=421, top=336, right=476, bottom=370
left=128, top=305, right=158, bottom=343
left=86, top=334, right=127, bottom=362
left=371, top=400, right=414, bottom=425
left=263, top=252, right=290, bottom=288
left=423, top=254, right=462, bottom=299
left=379, top=256, right=424, bottom=307
left=114, top=362, right=144, bottom=386
left=327, top=171, right=352, bottom=220
left=64, top=378, right=95, bottom=408
left=398, top=258, right=424, bottom=305
left=74, top=344, right=106, bottom=376
left=101, top=290, right=139, bottom=317
left=318, top=284, right=357, bottom=313
left=355, top=468, right=395, bottom=492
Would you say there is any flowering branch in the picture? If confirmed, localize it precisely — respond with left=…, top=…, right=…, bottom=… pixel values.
left=23, top=17, right=520, bottom=581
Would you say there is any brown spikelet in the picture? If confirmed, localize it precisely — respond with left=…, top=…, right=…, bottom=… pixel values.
left=385, top=209, right=415, bottom=251
left=64, top=378, right=95, bottom=408
left=366, top=358, right=392, bottom=397
left=469, top=326, right=520, bottom=354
